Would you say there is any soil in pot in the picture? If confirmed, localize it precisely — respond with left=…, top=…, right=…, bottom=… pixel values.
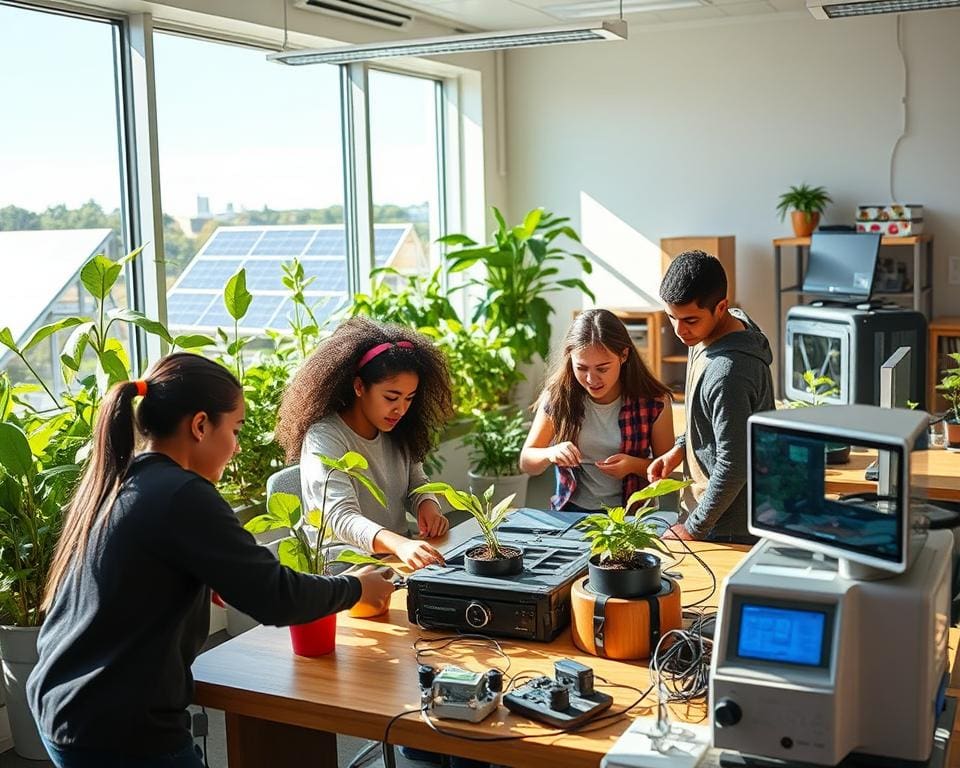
left=464, top=544, right=523, bottom=577
left=588, top=552, right=661, bottom=598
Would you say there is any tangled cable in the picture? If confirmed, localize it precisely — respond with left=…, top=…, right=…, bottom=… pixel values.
left=650, top=609, right=715, bottom=706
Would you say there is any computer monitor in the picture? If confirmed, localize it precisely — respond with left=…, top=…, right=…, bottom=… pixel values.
left=748, top=405, right=928, bottom=575
left=880, top=346, right=912, bottom=410
left=802, top=232, right=882, bottom=300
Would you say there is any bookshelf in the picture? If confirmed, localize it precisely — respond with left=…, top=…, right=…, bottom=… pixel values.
left=930, top=317, right=960, bottom=413
left=605, top=307, right=687, bottom=401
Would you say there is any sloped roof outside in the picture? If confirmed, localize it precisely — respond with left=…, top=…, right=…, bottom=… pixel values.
left=0, top=228, right=113, bottom=343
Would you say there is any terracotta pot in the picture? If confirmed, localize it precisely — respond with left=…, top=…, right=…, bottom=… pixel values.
left=947, top=421, right=960, bottom=450
left=791, top=210, right=820, bottom=237
left=289, top=613, right=337, bottom=657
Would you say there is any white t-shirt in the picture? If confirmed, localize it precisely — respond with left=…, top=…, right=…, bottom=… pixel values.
left=570, top=396, right=622, bottom=510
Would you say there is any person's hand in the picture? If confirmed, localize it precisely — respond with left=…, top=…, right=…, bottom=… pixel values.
left=396, top=539, right=446, bottom=570
left=350, top=566, right=395, bottom=618
left=595, top=453, right=635, bottom=480
left=648, top=446, right=684, bottom=482
left=417, top=504, right=449, bottom=539
left=548, top=441, right=582, bottom=467
left=663, top=522, right=694, bottom=541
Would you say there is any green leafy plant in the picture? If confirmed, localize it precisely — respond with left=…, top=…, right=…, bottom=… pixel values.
left=439, top=207, right=595, bottom=364
left=576, top=478, right=691, bottom=567
left=244, top=451, right=392, bottom=575
left=463, top=408, right=526, bottom=477
left=937, top=352, right=960, bottom=422
left=413, top=481, right=515, bottom=560
left=788, top=370, right=839, bottom=408
left=776, top=184, right=832, bottom=222
left=345, top=266, right=460, bottom=330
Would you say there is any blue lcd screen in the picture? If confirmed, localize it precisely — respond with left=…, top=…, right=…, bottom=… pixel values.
left=737, top=604, right=827, bottom=667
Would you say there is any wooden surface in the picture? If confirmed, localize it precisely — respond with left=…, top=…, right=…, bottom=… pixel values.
left=930, top=317, right=960, bottom=413
left=193, top=522, right=748, bottom=768
left=773, top=234, right=932, bottom=246
left=823, top=446, right=960, bottom=502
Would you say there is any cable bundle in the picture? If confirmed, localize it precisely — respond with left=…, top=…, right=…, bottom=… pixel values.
left=650, top=611, right=715, bottom=704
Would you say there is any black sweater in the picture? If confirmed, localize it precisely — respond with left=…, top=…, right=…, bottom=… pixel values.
left=27, top=453, right=361, bottom=756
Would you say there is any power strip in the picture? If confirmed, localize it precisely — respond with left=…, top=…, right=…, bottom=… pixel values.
left=602, top=717, right=711, bottom=768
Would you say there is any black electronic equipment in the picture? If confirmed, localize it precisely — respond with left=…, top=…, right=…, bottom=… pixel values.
left=495, top=507, right=590, bottom=538
left=503, top=659, right=613, bottom=727
left=406, top=532, right=591, bottom=642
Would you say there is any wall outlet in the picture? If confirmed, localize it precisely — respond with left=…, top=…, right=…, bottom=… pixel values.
left=950, top=256, right=960, bottom=285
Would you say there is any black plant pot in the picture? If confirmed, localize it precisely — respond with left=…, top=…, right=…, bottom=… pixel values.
left=588, top=553, right=661, bottom=598
left=464, top=544, right=523, bottom=577
left=825, top=443, right=851, bottom=465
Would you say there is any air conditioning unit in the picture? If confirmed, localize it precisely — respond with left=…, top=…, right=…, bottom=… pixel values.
left=807, top=0, right=960, bottom=18
left=294, top=0, right=414, bottom=29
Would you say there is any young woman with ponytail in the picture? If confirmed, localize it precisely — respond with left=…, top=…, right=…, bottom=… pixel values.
left=27, top=353, right=394, bottom=768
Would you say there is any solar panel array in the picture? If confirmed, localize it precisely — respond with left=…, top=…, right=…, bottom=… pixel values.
left=166, top=224, right=410, bottom=334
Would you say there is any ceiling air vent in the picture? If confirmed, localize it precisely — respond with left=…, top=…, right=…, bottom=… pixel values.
left=294, top=0, right=415, bottom=29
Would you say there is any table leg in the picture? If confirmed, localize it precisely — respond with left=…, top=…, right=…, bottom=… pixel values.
left=224, top=712, right=338, bottom=768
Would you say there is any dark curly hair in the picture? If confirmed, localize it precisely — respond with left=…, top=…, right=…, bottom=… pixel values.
left=276, top=317, right=454, bottom=464
left=659, top=249, right=727, bottom=310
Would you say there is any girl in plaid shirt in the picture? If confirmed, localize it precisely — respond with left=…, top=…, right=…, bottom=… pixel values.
left=520, top=309, right=675, bottom=513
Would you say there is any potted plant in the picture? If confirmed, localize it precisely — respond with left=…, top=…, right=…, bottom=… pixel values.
left=776, top=184, right=832, bottom=238
left=787, top=371, right=850, bottom=463
left=576, top=478, right=691, bottom=598
left=413, top=481, right=521, bottom=577
left=464, top=408, right=529, bottom=507
left=243, top=451, right=394, bottom=657
left=438, top=207, right=595, bottom=373
left=937, top=352, right=960, bottom=449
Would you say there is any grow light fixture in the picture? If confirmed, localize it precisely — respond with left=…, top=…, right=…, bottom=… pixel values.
left=807, top=0, right=960, bottom=17
left=267, top=19, right=628, bottom=66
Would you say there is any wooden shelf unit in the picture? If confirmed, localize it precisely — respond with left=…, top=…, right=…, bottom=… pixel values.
left=772, top=234, right=934, bottom=399
left=930, top=316, right=960, bottom=414
left=605, top=307, right=688, bottom=401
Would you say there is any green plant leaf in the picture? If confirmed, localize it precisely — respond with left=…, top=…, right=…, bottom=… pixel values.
left=108, top=309, right=173, bottom=344
left=267, top=491, right=302, bottom=529
left=627, top=478, right=692, bottom=505
left=224, top=269, right=253, bottom=321
left=80, top=254, right=124, bottom=301
left=0, top=422, right=34, bottom=480
left=334, top=549, right=400, bottom=571
left=340, top=451, right=369, bottom=472
left=521, top=208, right=543, bottom=238
left=20, top=318, right=87, bottom=354
left=0, top=327, right=17, bottom=351
left=353, top=471, right=387, bottom=508
left=436, top=234, right=477, bottom=247
left=172, top=334, right=216, bottom=349
left=277, top=537, right=310, bottom=573
left=97, top=347, right=131, bottom=385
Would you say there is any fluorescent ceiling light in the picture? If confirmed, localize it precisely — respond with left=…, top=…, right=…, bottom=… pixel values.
left=807, top=0, right=960, bottom=15
left=267, top=19, right=627, bottom=66
left=546, top=0, right=702, bottom=16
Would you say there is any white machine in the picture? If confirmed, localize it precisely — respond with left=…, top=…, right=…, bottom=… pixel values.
left=711, top=405, right=953, bottom=766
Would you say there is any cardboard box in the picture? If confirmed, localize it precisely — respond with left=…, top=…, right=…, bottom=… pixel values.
left=856, top=204, right=923, bottom=222
left=856, top=220, right=923, bottom=237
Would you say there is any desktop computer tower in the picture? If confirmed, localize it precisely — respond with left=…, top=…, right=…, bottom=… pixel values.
left=784, top=305, right=927, bottom=407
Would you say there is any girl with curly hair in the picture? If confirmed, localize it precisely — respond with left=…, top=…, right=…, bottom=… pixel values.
left=277, top=317, right=455, bottom=570
left=520, top=308, right=675, bottom=513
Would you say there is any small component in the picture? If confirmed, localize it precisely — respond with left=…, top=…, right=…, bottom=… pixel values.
left=486, top=668, right=503, bottom=693
left=418, top=664, right=436, bottom=690
left=504, top=659, right=612, bottom=728
left=426, top=665, right=501, bottom=723
left=554, top=658, right=594, bottom=696
left=549, top=684, right=570, bottom=711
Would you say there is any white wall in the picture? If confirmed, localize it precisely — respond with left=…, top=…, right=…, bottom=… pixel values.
left=503, top=10, right=960, bottom=374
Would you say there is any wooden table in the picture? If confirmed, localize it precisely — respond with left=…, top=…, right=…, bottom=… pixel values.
left=823, top=447, right=960, bottom=502
left=192, top=523, right=747, bottom=768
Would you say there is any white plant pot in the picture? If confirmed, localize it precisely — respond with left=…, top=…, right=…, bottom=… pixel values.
left=468, top=471, right=530, bottom=509
left=0, top=624, right=47, bottom=760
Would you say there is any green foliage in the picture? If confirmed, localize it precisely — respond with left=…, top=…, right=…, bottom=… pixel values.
left=414, top=481, right=515, bottom=559
left=243, top=451, right=391, bottom=575
left=787, top=370, right=839, bottom=408
left=575, top=478, right=691, bottom=566
left=463, top=408, right=526, bottom=477
left=937, top=352, right=960, bottom=422
left=346, top=266, right=460, bottom=330
left=439, top=207, right=594, bottom=365
left=775, top=184, right=832, bottom=221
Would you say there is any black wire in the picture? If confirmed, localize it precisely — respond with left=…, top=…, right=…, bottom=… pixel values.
left=647, top=515, right=718, bottom=608
left=413, top=633, right=512, bottom=676
left=380, top=708, right=421, bottom=768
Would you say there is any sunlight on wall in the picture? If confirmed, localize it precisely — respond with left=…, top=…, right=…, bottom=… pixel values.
left=579, top=191, right=663, bottom=310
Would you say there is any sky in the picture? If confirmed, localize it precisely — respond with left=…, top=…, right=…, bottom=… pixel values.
left=0, top=4, right=439, bottom=219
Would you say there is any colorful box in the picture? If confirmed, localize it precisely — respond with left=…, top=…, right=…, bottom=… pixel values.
left=855, top=204, right=923, bottom=237
left=855, top=219, right=923, bottom=236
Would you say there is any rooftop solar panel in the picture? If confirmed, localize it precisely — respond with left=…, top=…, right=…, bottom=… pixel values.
left=251, top=229, right=315, bottom=257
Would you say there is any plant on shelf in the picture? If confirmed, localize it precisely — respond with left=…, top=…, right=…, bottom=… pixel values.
left=937, top=352, right=960, bottom=448
left=413, top=480, right=521, bottom=577
left=576, top=478, right=691, bottom=599
left=463, top=408, right=529, bottom=506
left=244, top=451, right=396, bottom=656
left=776, top=183, right=832, bottom=238
left=439, top=206, right=595, bottom=365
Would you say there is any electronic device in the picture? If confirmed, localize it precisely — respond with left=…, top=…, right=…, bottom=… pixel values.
left=866, top=345, right=914, bottom=481
left=406, top=531, right=591, bottom=642
left=417, top=664, right=502, bottom=723
left=784, top=305, right=926, bottom=407
left=602, top=719, right=711, bottom=768
left=570, top=575, right=682, bottom=660
left=802, top=232, right=881, bottom=301
left=503, top=659, right=613, bottom=727
left=712, top=405, right=952, bottom=766
left=495, top=507, right=590, bottom=538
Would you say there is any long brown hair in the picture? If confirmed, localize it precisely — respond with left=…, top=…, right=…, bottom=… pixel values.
left=42, top=353, right=241, bottom=611
left=542, top=309, right=672, bottom=444
left=276, top=317, right=453, bottom=464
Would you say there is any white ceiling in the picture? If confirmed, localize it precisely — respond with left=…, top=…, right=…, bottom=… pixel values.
left=393, top=0, right=808, bottom=31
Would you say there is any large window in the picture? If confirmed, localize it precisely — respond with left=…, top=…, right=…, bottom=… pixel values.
left=154, top=33, right=347, bottom=338
left=368, top=69, right=444, bottom=276
left=0, top=5, right=129, bottom=406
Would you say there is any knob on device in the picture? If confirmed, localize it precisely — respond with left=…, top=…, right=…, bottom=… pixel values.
left=465, top=600, right=492, bottom=628
left=714, top=699, right=742, bottom=727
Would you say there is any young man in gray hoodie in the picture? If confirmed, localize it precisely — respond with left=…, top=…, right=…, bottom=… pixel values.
left=649, top=250, right=775, bottom=542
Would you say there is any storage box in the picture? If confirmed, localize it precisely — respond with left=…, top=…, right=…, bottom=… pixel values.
left=856, top=219, right=923, bottom=236
left=855, top=204, right=923, bottom=237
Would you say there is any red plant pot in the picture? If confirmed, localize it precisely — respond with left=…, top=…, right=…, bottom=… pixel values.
left=289, top=613, right=337, bottom=657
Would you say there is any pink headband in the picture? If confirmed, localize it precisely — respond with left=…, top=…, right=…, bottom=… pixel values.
left=357, top=340, right=414, bottom=370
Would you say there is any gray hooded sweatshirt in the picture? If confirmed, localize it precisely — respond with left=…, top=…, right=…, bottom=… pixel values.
left=680, top=308, right=775, bottom=540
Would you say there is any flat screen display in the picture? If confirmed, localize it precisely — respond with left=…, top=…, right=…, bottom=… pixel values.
left=750, top=423, right=903, bottom=563
left=737, top=604, right=827, bottom=667
left=802, top=232, right=881, bottom=299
